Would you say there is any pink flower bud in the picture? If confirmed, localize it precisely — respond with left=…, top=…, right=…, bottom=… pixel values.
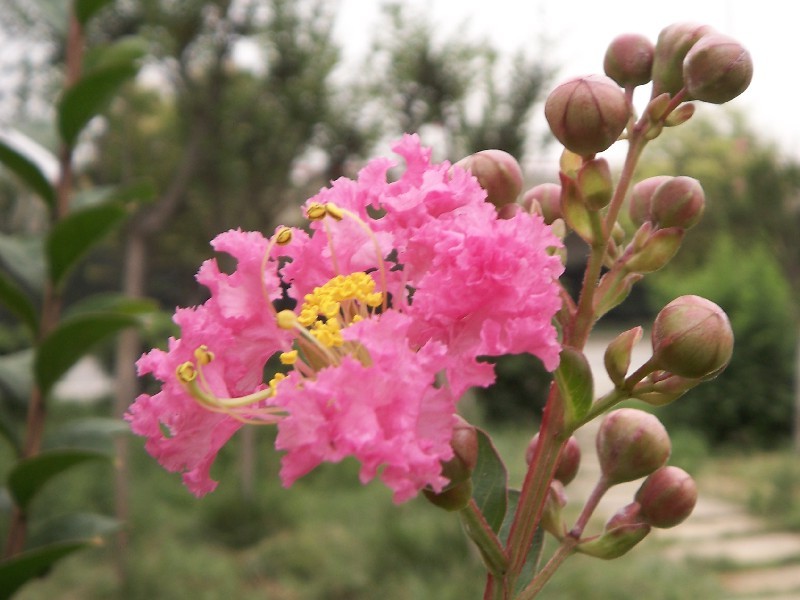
left=683, top=34, right=753, bottom=104
left=522, top=183, right=562, bottom=224
left=544, top=75, right=629, bottom=157
left=577, top=157, right=613, bottom=210
left=636, top=466, right=697, bottom=528
left=652, top=295, right=734, bottom=379
left=629, top=176, right=671, bottom=226
left=525, top=434, right=581, bottom=485
left=455, top=149, right=523, bottom=209
left=604, top=33, right=654, bottom=87
left=650, top=176, right=705, bottom=229
left=633, top=372, right=701, bottom=406
left=440, top=415, right=479, bottom=486
left=596, top=408, right=671, bottom=484
left=651, top=22, right=714, bottom=96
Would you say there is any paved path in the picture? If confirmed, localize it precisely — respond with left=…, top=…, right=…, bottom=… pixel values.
left=578, top=331, right=800, bottom=598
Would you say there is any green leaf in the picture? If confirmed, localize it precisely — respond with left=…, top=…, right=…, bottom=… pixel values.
left=64, top=293, right=158, bottom=320
left=27, top=511, right=120, bottom=549
left=0, top=349, right=34, bottom=406
left=58, top=63, right=139, bottom=147
left=35, top=312, right=140, bottom=398
left=499, top=490, right=545, bottom=593
left=0, top=138, right=56, bottom=209
left=0, top=271, right=39, bottom=336
left=554, top=347, right=594, bottom=425
left=0, top=234, right=45, bottom=293
left=44, top=417, right=129, bottom=453
left=471, top=428, right=508, bottom=533
left=7, top=449, right=107, bottom=510
left=74, top=0, right=114, bottom=25
left=46, top=203, right=127, bottom=288
left=0, top=541, right=88, bottom=600
left=83, top=36, right=148, bottom=75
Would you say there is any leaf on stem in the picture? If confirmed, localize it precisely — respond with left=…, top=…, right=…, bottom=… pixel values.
left=0, top=139, right=56, bottom=210
left=554, top=347, right=593, bottom=424
left=471, top=428, right=508, bottom=533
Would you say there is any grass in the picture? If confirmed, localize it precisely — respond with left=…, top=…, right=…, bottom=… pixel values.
left=4, top=406, right=733, bottom=599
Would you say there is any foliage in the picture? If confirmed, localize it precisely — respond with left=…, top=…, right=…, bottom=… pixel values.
left=649, top=236, right=796, bottom=447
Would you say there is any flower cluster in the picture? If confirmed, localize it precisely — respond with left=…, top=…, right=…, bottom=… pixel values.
left=127, top=135, right=563, bottom=501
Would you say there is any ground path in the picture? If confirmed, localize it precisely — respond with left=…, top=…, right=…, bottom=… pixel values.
left=576, top=330, right=800, bottom=598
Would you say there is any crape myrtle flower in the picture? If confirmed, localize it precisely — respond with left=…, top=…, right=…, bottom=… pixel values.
left=127, top=135, right=563, bottom=502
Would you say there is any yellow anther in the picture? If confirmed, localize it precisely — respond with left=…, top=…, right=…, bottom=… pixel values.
left=325, top=203, right=344, bottom=221
left=280, top=350, right=299, bottom=365
left=320, top=298, right=340, bottom=319
left=194, top=345, right=214, bottom=365
left=306, top=202, right=327, bottom=220
left=269, top=372, right=286, bottom=395
left=351, top=314, right=363, bottom=324
left=275, top=227, right=293, bottom=245
left=277, top=309, right=298, bottom=329
left=365, top=292, right=383, bottom=308
left=176, top=361, right=198, bottom=383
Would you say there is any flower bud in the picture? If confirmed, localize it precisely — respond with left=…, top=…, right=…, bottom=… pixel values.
left=541, top=480, right=568, bottom=538
left=544, top=74, right=629, bottom=157
left=683, top=34, right=753, bottom=104
left=650, top=176, right=705, bottom=229
left=577, top=157, right=613, bottom=210
left=455, top=149, right=523, bottom=209
left=664, top=102, right=695, bottom=127
left=596, top=408, right=671, bottom=485
left=652, top=295, right=734, bottom=379
left=651, top=22, right=714, bottom=96
left=633, top=372, right=701, bottom=406
left=522, top=183, right=562, bottom=224
left=624, top=227, right=684, bottom=274
left=629, top=176, right=671, bottom=226
left=577, top=502, right=650, bottom=559
left=604, top=326, right=644, bottom=387
left=423, top=417, right=478, bottom=511
left=525, top=434, right=581, bottom=485
left=603, top=33, right=654, bottom=87
left=636, top=466, right=697, bottom=528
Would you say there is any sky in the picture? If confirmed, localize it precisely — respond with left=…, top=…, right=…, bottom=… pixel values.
left=334, top=0, right=797, bottom=160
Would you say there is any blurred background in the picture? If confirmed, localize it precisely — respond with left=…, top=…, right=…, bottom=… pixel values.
left=0, top=1, right=797, bottom=598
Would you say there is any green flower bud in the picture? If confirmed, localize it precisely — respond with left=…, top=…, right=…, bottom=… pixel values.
left=604, top=326, right=644, bottom=387
left=541, top=480, right=568, bottom=539
left=664, top=102, right=695, bottom=127
left=624, top=227, right=684, bottom=274
left=633, top=372, right=701, bottom=406
left=652, top=295, right=734, bottom=379
left=455, top=149, right=523, bottom=209
left=651, top=22, right=714, bottom=96
left=629, top=176, right=671, bottom=226
left=578, top=502, right=650, bottom=559
left=650, top=176, right=705, bottom=229
left=636, top=466, right=697, bottom=528
left=596, top=408, right=671, bottom=485
left=522, top=183, right=562, bottom=224
left=525, top=434, right=582, bottom=485
left=544, top=75, right=629, bottom=157
left=604, top=33, right=654, bottom=87
left=578, top=157, right=613, bottom=210
left=683, top=33, right=753, bottom=104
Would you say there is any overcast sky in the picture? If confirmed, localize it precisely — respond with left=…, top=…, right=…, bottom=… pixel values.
left=335, top=0, right=797, bottom=160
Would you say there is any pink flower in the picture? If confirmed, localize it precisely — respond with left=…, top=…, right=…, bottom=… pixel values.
left=127, top=135, right=563, bottom=500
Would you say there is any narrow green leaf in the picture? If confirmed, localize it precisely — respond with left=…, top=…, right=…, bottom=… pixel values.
left=46, top=203, right=127, bottom=288
left=0, top=541, right=88, bottom=600
left=471, top=429, right=508, bottom=533
left=0, top=234, right=45, bottom=293
left=7, top=449, right=107, bottom=510
left=75, top=0, right=114, bottom=24
left=35, top=312, right=140, bottom=398
left=58, top=63, right=139, bottom=147
left=0, top=271, right=39, bottom=336
left=0, top=349, right=34, bottom=405
left=44, top=417, right=129, bottom=453
left=27, top=511, right=120, bottom=549
left=83, top=36, right=148, bottom=74
left=64, top=293, right=158, bottom=320
left=555, top=347, right=594, bottom=424
left=0, top=138, right=56, bottom=209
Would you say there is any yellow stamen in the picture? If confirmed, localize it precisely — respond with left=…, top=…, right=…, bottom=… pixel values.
left=306, top=202, right=327, bottom=220
left=277, top=309, right=297, bottom=329
left=275, top=227, right=293, bottom=245
left=194, top=345, right=214, bottom=365
left=176, top=362, right=197, bottom=383
left=280, top=350, right=299, bottom=365
left=325, top=202, right=344, bottom=220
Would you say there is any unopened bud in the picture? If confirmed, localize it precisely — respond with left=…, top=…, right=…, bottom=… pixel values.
left=526, top=434, right=581, bottom=485
left=578, top=502, right=650, bottom=559
left=596, top=408, right=671, bottom=485
left=650, top=176, right=705, bottom=229
left=541, top=480, right=568, bottom=538
left=604, top=326, right=644, bottom=387
left=544, top=74, right=629, bottom=157
left=652, top=295, right=734, bottom=379
left=636, top=466, right=697, bottom=528
left=633, top=372, right=701, bottom=406
left=522, top=183, right=562, bottom=224
left=577, top=157, right=613, bottom=210
left=455, top=149, right=523, bottom=209
left=651, top=22, right=714, bottom=96
left=624, top=226, right=684, bottom=274
left=604, top=33, right=654, bottom=87
left=683, top=33, right=753, bottom=104
left=423, top=417, right=478, bottom=511
left=629, top=176, right=671, bottom=226
left=664, top=102, right=695, bottom=127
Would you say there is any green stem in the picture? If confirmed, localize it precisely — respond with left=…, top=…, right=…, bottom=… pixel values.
left=460, top=499, right=509, bottom=578
left=515, top=539, right=577, bottom=600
